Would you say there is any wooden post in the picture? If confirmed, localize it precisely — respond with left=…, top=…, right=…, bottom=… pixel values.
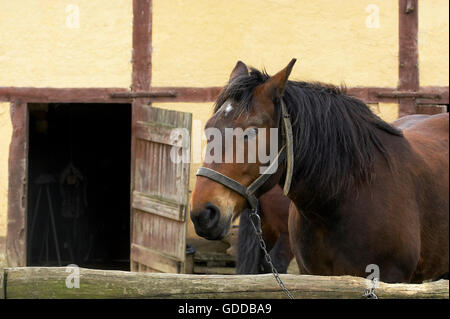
left=398, top=0, right=419, bottom=117
left=6, top=100, right=29, bottom=267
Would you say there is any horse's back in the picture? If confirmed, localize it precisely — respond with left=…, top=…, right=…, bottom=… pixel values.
left=397, top=113, right=448, bottom=140
left=393, top=114, right=431, bottom=130
left=399, top=113, right=449, bottom=281
left=398, top=113, right=448, bottom=160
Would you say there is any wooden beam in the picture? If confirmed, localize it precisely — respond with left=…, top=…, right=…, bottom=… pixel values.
left=6, top=101, right=28, bottom=267
left=130, top=0, right=153, bottom=266
left=4, top=267, right=448, bottom=299
left=398, top=0, right=419, bottom=116
left=110, top=87, right=222, bottom=103
left=132, top=0, right=152, bottom=92
left=416, top=105, right=447, bottom=115
left=416, top=86, right=450, bottom=105
left=110, top=91, right=177, bottom=99
left=376, top=91, right=441, bottom=100
left=1, top=85, right=447, bottom=105
left=149, top=87, right=223, bottom=103
left=0, top=87, right=131, bottom=103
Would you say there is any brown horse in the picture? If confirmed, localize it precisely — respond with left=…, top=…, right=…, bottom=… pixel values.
left=236, top=185, right=292, bottom=274
left=191, top=59, right=449, bottom=283
left=235, top=115, right=429, bottom=275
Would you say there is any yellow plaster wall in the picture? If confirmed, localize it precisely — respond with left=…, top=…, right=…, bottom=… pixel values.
left=418, top=0, right=450, bottom=86
left=152, top=0, right=399, bottom=87
left=369, top=103, right=399, bottom=123
left=0, top=103, right=12, bottom=240
left=0, top=0, right=132, bottom=87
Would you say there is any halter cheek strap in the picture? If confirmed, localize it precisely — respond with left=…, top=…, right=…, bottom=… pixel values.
left=196, top=99, right=293, bottom=210
left=196, top=145, right=286, bottom=210
left=280, top=99, right=294, bottom=195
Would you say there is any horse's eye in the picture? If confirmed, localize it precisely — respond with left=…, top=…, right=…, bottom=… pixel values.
left=244, top=127, right=258, bottom=139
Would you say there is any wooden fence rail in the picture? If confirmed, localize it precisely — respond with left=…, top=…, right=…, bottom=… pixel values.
left=1, top=267, right=448, bottom=299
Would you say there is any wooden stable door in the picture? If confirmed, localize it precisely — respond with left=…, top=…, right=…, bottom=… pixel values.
left=130, top=102, right=192, bottom=273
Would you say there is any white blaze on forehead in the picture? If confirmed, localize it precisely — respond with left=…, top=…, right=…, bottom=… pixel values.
left=217, top=100, right=234, bottom=116
left=225, top=104, right=233, bottom=114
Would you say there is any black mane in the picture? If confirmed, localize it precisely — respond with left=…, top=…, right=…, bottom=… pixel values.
left=214, top=68, right=403, bottom=207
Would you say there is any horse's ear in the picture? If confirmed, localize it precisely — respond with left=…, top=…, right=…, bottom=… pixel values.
left=229, top=61, right=249, bottom=82
left=263, top=58, right=297, bottom=99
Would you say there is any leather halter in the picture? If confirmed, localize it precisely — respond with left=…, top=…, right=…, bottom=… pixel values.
left=196, top=99, right=294, bottom=210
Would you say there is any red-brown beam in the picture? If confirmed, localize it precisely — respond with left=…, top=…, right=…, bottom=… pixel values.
left=398, top=0, right=419, bottom=117
left=0, top=87, right=131, bottom=103
left=1, top=86, right=448, bottom=105
left=132, top=0, right=152, bottom=92
left=130, top=0, right=153, bottom=268
left=6, top=100, right=28, bottom=267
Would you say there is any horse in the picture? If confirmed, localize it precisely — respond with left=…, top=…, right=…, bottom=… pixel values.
left=235, top=185, right=292, bottom=274
left=190, top=59, right=449, bottom=283
left=234, top=113, right=433, bottom=275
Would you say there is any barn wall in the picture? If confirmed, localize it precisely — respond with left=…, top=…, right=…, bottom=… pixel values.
left=419, top=0, right=449, bottom=86
left=152, top=0, right=399, bottom=87
left=0, top=0, right=132, bottom=87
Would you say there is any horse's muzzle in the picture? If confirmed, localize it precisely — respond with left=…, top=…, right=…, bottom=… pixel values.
left=190, top=203, right=228, bottom=240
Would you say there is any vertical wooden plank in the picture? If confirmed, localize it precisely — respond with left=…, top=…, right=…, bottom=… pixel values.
left=130, top=0, right=152, bottom=271
left=132, top=0, right=152, bottom=92
left=398, top=0, right=419, bottom=117
left=6, top=101, right=29, bottom=267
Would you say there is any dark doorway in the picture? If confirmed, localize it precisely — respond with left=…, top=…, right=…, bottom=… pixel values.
left=27, top=103, right=131, bottom=270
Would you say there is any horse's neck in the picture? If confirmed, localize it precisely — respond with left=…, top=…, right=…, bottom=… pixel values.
left=288, top=129, right=406, bottom=218
left=288, top=183, right=339, bottom=219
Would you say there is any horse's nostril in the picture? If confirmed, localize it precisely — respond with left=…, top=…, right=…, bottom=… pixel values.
left=191, top=203, right=221, bottom=230
left=204, top=203, right=220, bottom=228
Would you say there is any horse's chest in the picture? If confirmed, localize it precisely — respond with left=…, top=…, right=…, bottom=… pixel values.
left=297, top=225, right=337, bottom=274
left=293, top=214, right=364, bottom=276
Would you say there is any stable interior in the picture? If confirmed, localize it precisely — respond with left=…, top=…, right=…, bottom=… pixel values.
left=27, top=103, right=131, bottom=270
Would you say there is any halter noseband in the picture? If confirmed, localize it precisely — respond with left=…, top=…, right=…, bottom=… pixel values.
left=196, top=99, right=294, bottom=210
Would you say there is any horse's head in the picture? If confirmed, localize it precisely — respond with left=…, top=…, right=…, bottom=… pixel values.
left=190, top=59, right=296, bottom=240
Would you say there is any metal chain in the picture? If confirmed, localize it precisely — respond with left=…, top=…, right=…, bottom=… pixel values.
left=363, top=278, right=378, bottom=299
left=249, top=209, right=295, bottom=299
